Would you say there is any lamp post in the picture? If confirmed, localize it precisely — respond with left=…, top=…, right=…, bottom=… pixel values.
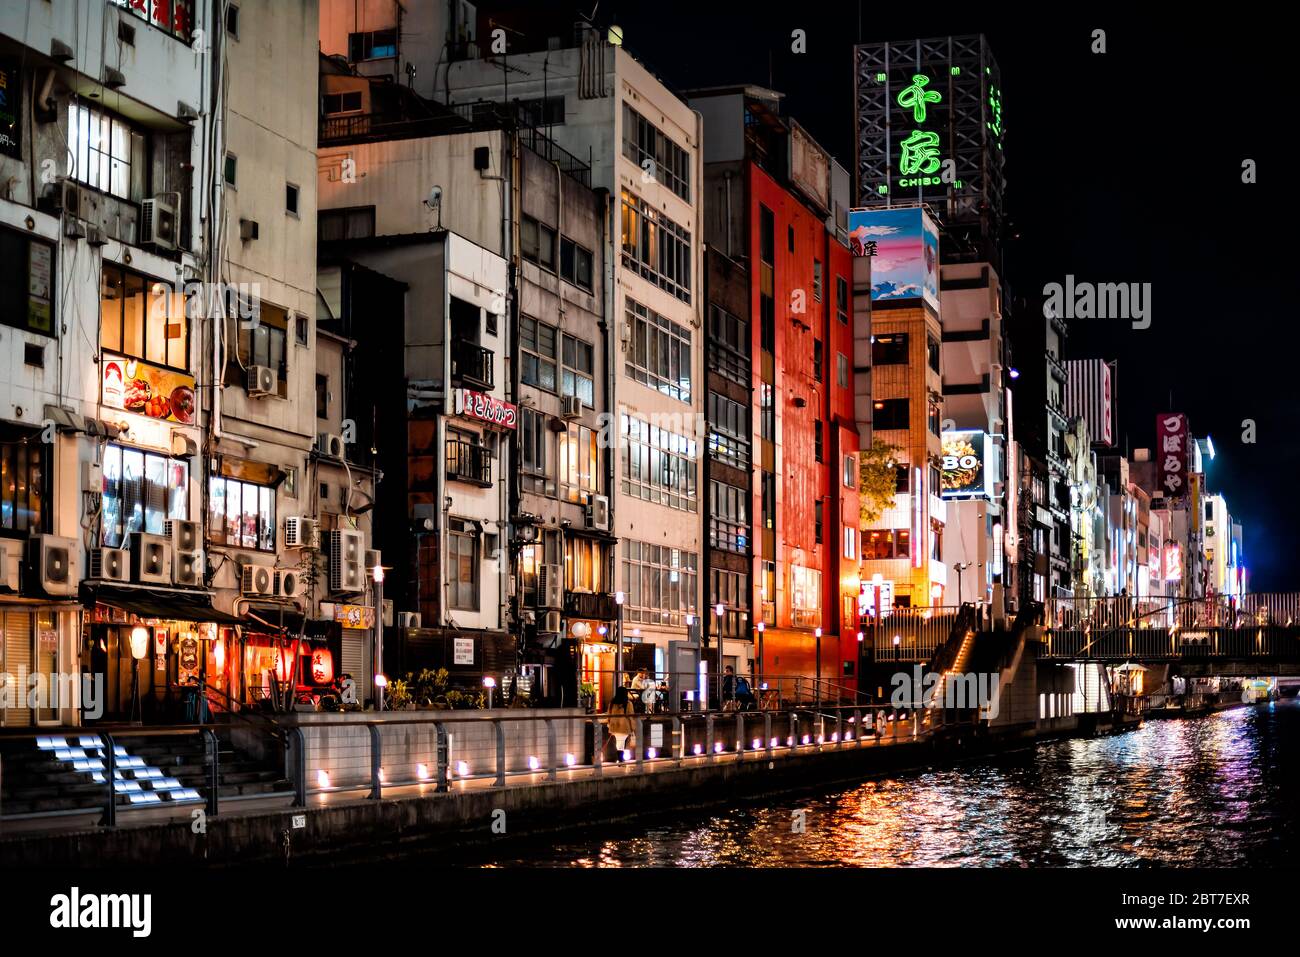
left=715, top=602, right=725, bottom=706
left=372, top=561, right=385, bottom=711
left=129, top=626, right=148, bottom=725
left=755, top=620, right=765, bottom=695
left=615, top=590, right=625, bottom=690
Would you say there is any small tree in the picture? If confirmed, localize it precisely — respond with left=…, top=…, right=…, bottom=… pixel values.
left=858, top=439, right=902, bottom=525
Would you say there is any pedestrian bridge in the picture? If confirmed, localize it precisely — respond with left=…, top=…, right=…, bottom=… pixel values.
left=866, top=594, right=1300, bottom=674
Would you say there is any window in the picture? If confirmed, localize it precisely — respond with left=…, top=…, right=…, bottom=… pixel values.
left=111, top=0, right=194, bottom=42
left=225, top=4, right=239, bottom=38
left=520, top=315, right=557, bottom=391
left=760, top=383, right=775, bottom=441
left=873, top=398, right=909, bottom=431
left=207, top=475, right=274, bottom=551
left=814, top=339, right=823, bottom=382
left=621, top=413, right=697, bottom=511
left=709, top=480, right=748, bottom=554
left=625, top=297, right=692, bottom=403
left=707, top=392, right=751, bottom=470
left=862, top=530, right=910, bottom=560
left=0, top=228, right=55, bottom=337
left=224, top=301, right=289, bottom=397
left=815, top=499, right=823, bottom=544
left=620, top=189, right=692, bottom=303
left=843, top=454, right=856, bottom=488
left=447, top=521, right=479, bottom=611
left=760, top=206, right=775, bottom=265
left=928, top=404, right=941, bottom=437
left=561, top=334, right=595, bottom=406
left=316, top=375, right=328, bottom=419
left=558, top=422, right=600, bottom=504
left=100, top=265, right=189, bottom=369
left=286, top=183, right=299, bottom=216
left=837, top=353, right=849, bottom=388
left=519, top=96, right=566, bottom=128
left=565, top=536, right=607, bottom=592
left=520, top=531, right=560, bottom=607
left=223, top=153, right=237, bottom=187
left=349, top=29, right=398, bottom=61
left=707, top=303, right=749, bottom=385
left=519, top=408, right=553, bottom=496
left=761, top=471, right=775, bottom=531
left=844, top=526, right=858, bottom=560
left=100, top=445, right=187, bottom=548
left=296, top=315, right=309, bottom=345
left=319, top=206, right=375, bottom=242
left=710, top=569, right=750, bottom=639
left=322, top=91, right=364, bottom=115
left=815, top=421, right=824, bottom=463
left=928, top=335, right=941, bottom=373
left=521, top=216, right=556, bottom=270
left=621, top=540, right=698, bottom=627
left=872, top=333, right=909, bottom=365
left=0, top=432, right=50, bottom=536
left=559, top=237, right=594, bottom=291
left=790, top=565, right=821, bottom=626
left=813, top=259, right=823, bottom=302
left=787, top=225, right=795, bottom=253
left=895, top=465, right=910, bottom=493
left=836, top=276, right=849, bottom=325
left=67, top=103, right=144, bottom=201
left=621, top=104, right=690, bottom=201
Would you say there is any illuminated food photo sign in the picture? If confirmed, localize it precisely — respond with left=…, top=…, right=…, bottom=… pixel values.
left=101, top=353, right=197, bottom=424
left=940, top=430, right=988, bottom=498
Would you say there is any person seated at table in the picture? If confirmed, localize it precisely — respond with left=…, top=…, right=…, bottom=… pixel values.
left=630, top=668, right=651, bottom=712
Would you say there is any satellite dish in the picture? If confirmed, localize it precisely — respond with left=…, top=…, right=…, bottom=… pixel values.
left=424, top=185, right=442, bottom=209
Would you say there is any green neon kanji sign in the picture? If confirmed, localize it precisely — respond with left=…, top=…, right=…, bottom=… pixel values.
left=897, top=74, right=941, bottom=123
left=899, top=130, right=941, bottom=176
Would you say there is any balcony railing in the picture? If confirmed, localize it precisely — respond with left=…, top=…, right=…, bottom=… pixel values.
left=565, top=591, right=619, bottom=621
left=446, top=441, right=492, bottom=486
left=451, top=341, right=494, bottom=390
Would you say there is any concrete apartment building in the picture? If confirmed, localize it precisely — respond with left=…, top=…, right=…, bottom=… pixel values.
left=445, top=23, right=707, bottom=695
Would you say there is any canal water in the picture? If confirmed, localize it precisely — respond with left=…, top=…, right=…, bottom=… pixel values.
left=450, top=699, right=1299, bottom=867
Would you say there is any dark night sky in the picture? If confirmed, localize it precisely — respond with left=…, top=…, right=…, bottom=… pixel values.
left=490, top=2, right=1295, bottom=589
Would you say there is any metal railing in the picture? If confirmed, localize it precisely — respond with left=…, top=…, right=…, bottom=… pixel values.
left=446, top=441, right=493, bottom=486
left=862, top=605, right=967, bottom=662
left=450, top=341, right=494, bottom=390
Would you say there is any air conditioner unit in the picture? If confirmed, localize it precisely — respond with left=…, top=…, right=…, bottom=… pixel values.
left=241, top=563, right=273, bottom=596
left=538, top=562, right=563, bottom=609
left=140, top=197, right=178, bottom=250
left=164, top=519, right=201, bottom=553
left=28, top=534, right=80, bottom=596
left=273, top=569, right=301, bottom=598
left=327, top=528, right=365, bottom=593
left=397, top=611, right=422, bottom=629
left=585, top=494, right=610, bottom=531
left=239, top=218, right=259, bottom=241
left=85, top=223, right=107, bottom=247
left=246, top=364, right=277, bottom=397
left=541, top=610, right=562, bottom=634
left=89, top=547, right=130, bottom=582
left=63, top=216, right=86, bottom=240
left=173, top=550, right=203, bottom=587
left=0, top=541, right=21, bottom=591
left=316, top=433, right=345, bottom=459
left=284, top=516, right=320, bottom=549
left=561, top=395, right=583, bottom=419
left=130, top=532, right=172, bottom=585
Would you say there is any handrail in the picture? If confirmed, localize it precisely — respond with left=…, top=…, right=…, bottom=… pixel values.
left=199, top=684, right=289, bottom=743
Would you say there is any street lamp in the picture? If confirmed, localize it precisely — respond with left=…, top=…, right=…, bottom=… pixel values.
left=715, top=602, right=725, bottom=708
left=615, top=590, right=626, bottom=689
left=372, top=561, right=385, bottom=711
left=129, top=626, right=148, bottom=724
left=755, top=620, right=765, bottom=693
left=814, top=626, right=823, bottom=710
left=483, top=675, right=497, bottom=709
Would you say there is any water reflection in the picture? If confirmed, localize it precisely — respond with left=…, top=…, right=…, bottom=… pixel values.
left=470, top=700, right=1299, bottom=868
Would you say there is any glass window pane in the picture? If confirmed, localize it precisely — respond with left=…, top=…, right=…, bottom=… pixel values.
left=100, top=267, right=123, bottom=352
left=225, top=480, right=241, bottom=545
left=122, top=450, right=145, bottom=537
left=259, top=486, right=273, bottom=550
left=122, top=273, right=145, bottom=358
left=144, top=453, right=166, bottom=534
left=145, top=281, right=168, bottom=365
left=241, top=483, right=258, bottom=549
left=168, top=459, right=188, bottom=520
left=102, top=446, right=123, bottom=546
left=208, top=475, right=225, bottom=544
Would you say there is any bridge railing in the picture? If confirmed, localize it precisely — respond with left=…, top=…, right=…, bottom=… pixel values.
left=861, top=605, right=965, bottom=662
left=1045, top=593, right=1299, bottom=633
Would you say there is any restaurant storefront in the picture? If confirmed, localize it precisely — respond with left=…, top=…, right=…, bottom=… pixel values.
left=0, top=598, right=83, bottom=727
left=80, top=584, right=244, bottom=723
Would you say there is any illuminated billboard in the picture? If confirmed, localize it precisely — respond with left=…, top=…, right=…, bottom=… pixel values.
left=940, top=430, right=989, bottom=498
left=848, top=206, right=939, bottom=309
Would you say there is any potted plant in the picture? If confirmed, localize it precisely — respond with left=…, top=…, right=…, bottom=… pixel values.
left=579, top=681, right=596, bottom=713
left=386, top=678, right=413, bottom=711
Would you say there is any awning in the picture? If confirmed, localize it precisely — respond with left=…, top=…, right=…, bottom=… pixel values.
left=82, top=583, right=245, bottom=626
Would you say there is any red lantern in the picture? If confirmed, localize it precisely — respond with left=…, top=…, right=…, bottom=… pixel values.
left=310, top=649, right=335, bottom=685
left=274, top=643, right=297, bottom=682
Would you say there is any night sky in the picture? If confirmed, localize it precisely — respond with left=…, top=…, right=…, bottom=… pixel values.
left=487, top=2, right=1293, bottom=589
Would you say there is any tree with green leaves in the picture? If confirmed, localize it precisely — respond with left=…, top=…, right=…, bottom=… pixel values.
left=858, top=439, right=903, bottom=526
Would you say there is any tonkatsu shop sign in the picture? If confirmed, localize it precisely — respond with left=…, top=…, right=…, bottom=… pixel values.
left=454, top=388, right=517, bottom=429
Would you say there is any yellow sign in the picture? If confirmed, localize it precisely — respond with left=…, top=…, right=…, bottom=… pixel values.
left=332, top=604, right=375, bottom=629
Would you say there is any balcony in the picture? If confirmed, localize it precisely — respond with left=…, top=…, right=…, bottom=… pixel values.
left=446, top=441, right=492, bottom=487
left=451, top=341, right=494, bottom=390
left=565, top=591, right=619, bottom=622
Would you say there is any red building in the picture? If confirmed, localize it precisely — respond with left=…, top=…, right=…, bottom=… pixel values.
left=692, top=86, right=861, bottom=700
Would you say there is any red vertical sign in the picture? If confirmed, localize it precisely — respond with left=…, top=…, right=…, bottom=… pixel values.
left=1156, top=413, right=1189, bottom=501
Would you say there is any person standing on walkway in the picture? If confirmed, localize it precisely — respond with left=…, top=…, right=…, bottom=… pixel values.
left=608, top=686, right=635, bottom=758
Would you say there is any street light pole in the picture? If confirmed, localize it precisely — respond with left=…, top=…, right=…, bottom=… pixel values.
left=615, top=590, right=625, bottom=690
left=373, top=561, right=385, bottom=711
left=715, top=603, right=725, bottom=707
